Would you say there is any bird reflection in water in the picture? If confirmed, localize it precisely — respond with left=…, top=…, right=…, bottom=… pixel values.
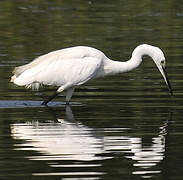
left=11, top=106, right=104, bottom=161
left=11, top=106, right=171, bottom=178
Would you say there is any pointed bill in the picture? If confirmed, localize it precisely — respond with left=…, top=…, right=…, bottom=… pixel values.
left=157, top=65, right=173, bottom=96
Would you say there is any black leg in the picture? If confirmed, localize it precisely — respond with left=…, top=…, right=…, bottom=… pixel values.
left=42, top=91, right=59, bottom=105
left=66, top=101, right=70, bottom=105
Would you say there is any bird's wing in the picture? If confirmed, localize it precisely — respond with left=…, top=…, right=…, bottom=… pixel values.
left=13, top=57, right=102, bottom=89
left=12, top=46, right=103, bottom=76
left=37, top=57, right=102, bottom=87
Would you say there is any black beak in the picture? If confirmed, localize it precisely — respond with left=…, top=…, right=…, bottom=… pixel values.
left=162, top=66, right=173, bottom=96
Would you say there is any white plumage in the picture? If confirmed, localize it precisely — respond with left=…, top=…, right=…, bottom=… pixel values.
left=11, top=44, right=173, bottom=105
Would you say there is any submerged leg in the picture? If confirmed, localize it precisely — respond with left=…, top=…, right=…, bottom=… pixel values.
left=42, top=91, right=59, bottom=105
left=66, top=87, right=75, bottom=105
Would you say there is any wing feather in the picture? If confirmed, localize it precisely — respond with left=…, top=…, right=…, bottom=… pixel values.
left=13, top=57, right=102, bottom=90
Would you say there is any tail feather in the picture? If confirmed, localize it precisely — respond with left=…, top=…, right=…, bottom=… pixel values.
left=12, top=64, right=31, bottom=76
left=11, top=53, right=52, bottom=89
left=11, top=64, right=31, bottom=85
left=11, top=63, right=42, bottom=89
left=12, top=53, right=50, bottom=76
left=10, top=75, right=16, bottom=82
left=11, top=69, right=41, bottom=91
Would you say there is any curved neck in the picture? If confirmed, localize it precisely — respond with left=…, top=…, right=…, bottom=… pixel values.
left=106, top=44, right=157, bottom=75
left=131, top=44, right=156, bottom=62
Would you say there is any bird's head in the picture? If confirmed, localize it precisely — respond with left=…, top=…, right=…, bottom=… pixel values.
left=151, top=46, right=173, bottom=96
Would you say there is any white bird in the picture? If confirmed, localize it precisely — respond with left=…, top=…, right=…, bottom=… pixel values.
left=11, top=44, right=173, bottom=105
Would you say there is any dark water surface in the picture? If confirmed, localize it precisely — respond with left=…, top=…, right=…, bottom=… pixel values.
left=0, top=1, right=183, bottom=180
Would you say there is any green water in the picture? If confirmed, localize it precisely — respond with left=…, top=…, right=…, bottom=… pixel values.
left=0, top=1, right=183, bottom=179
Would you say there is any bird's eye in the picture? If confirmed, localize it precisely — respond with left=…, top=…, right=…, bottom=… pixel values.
left=161, top=60, right=165, bottom=66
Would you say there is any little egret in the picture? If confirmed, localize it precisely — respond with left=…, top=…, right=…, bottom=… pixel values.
left=11, top=44, right=173, bottom=105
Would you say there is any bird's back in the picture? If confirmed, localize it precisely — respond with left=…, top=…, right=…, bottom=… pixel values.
left=13, top=46, right=105, bottom=76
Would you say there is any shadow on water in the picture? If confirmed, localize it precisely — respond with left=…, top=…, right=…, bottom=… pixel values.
left=0, top=100, right=82, bottom=108
left=10, top=105, right=172, bottom=179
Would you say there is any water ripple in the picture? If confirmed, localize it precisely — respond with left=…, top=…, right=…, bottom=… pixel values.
left=10, top=106, right=169, bottom=179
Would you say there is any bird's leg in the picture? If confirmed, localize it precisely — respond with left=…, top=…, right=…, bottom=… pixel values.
left=66, top=101, right=70, bottom=105
left=42, top=91, right=59, bottom=105
left=44, top=105, right=60, bottom=122
left=66, top=87, right=75, bottom=105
